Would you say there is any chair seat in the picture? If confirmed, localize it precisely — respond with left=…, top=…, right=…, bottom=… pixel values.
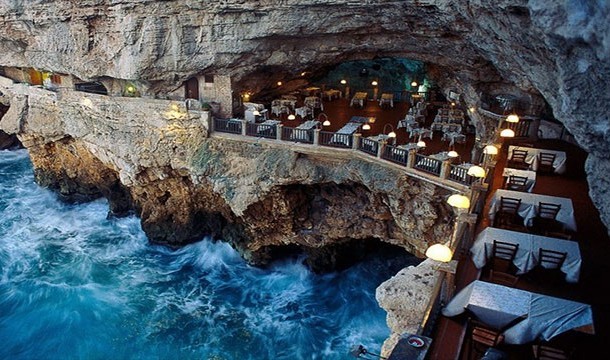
left=494, top=211, right=526, bottom=231
left=529, top=216, right=564, bottom=235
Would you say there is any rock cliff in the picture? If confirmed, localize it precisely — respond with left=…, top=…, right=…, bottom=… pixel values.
left=0, top=82, right=457, bottom=271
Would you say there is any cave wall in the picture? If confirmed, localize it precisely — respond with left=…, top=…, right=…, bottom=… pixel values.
left=0, top=0, right=607, bottom=231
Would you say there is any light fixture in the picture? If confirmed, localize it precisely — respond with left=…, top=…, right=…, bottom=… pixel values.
left=468, top=106, right=476, bottom=113
left=426, top=193, right=470, bottom=263
left=323, top=119, right=331, bottom=126
left=340, top=79, right=347, bottom=85
left=287, top=114, right=296, bottom=120
left=383, top=123, right=396, bottom=138
left=301, top=72, right=306, bottom=76
left=417, top=140, right=426, bottom=148
left=411, top=81, right=418, bottom=87
left=252, top=110, right=260, bottom=116
left=483, top=145, right=498, bottom=155
left=506, top=114, right=520, bottom=123
left=362, top=123, right=371, bottom=130
left=447, top=150, right=459, bottom=158
left=371, top=80, right=378, bottom=86
left=450, top=102, right=456, bottom=107
left=425, top=243, right=453, bottom=263
left=277, top=81, right=282, bottom=86
left=447, top=194, right=470, bottom=209
left=467, top=165, right=486, bottom=179
left=500, top=128, right=515, bottom=138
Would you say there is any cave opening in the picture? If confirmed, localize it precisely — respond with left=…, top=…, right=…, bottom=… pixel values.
left=263, top=238, right=421, bottom=275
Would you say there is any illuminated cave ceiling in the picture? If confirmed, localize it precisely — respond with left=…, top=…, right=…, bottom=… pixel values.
left=0, top=0, right=609, bottom=231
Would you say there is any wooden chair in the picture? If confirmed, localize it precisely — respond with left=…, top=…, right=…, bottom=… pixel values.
left=504, top=175, right=529, bottom=192
left=468, top=319, right=505, bottom=360
left=507, top=149, right=530, bottom=170
left=493, top=197, right=525, bottom=231
left=528, top=248, right=568, bottom=286
left=528, top=202, right=563, bottom=236
left=538, top=152, right=557, bottom=175
left=532, top=344, right=573, bottom=360
left=484, top=240, right=520, bottom=286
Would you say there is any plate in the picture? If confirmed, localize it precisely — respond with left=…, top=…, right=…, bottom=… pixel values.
left=407, top=335, right=425, bottom=348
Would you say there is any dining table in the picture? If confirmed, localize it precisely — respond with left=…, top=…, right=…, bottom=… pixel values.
left=350, top=92, right=368, bottom=107
left=507, top=145, right=567, bottom=174
left=488, top=189, right=577, bottom=232
left=502, top=168, right=537, bottom=192
left=379, top=93, right=394, bottom=108
left=442, top=280, right=595, bottom=344
left=470, top=227, right=582, bottom=282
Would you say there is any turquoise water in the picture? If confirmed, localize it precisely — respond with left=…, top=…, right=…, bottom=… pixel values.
left=0, top=149, right=416, bottom=360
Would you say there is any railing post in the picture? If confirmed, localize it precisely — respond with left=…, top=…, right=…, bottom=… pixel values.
left=352, top=133, right=361, bottom=150
left=407, top=149, right=417, bottom=168
left=241, top=120, right=247, bottom=136
left=313, top=129, right=321, bottom=146
left=377, top=140, right=386, bottom=158
left=276, top=124, right=283, bottom=141
left=469, top=182, right=489, bottom=215
left=440, top=160, right=452, bottom=179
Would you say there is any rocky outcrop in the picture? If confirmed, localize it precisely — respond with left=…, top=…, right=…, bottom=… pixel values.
left=0, top=81, right=458, bottom=269
left=375, top=259, right=440, bottom=357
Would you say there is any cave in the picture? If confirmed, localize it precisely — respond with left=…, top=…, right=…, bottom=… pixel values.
left=0, top=2, right=608, bottom=359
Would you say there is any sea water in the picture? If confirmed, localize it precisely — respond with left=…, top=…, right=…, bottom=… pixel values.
left=0, top=149, right=418, bottom=360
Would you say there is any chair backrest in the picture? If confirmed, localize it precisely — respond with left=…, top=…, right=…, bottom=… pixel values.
left=492, top=240, right=519, bottom=262
left=537, top=202, right=561, bottom=219
left=487, top=240, right=519, bottom=274
left=469, top=320, right=505, bottom=359
left=506, top=175, right=528, bottom=191
left=472, top=326, right=504, bottom=347
left=511, top=149, right=528, bottom=162
left=533, top=344, right=572, bottom=360
left=538, top=248, right=567, bottom=270
left=499, top=196, right=521, bottom=214
left=539, top=152, right=556, bottom=166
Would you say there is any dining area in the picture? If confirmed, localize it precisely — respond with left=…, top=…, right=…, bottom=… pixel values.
left=431, top=137, right=603, bottom=360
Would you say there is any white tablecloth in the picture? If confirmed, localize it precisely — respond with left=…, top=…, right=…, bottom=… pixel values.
left=488, top=189, right=577, bottom=232
left=350, top=92, right=368, bottom=107
left=442, top=280, right=594, bottom=344
left=470, top=227, right=582, bottom=282
left=508, top=145, right=567, bottom=174
left=379, top=93, right=394, bottom=108
left=502, top=168, right=537, bottom=192
left=295, top=106, right=312, bottom=119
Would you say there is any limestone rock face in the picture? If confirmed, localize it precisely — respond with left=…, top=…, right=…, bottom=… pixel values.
left=0, top=82, right=456, bottom=268
left=375, top=259, right=440, bottom=356
left=1, top=0, right=608, bottom=231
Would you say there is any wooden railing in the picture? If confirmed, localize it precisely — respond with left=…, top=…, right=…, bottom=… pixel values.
left=413, top=153, right=443, bottom=176
left=319, top=130, right=353, bottom=148
left=358, top=137, right=379, bottom=156
left=381, top=144, right=409, bottom=166
left=213, top=118, right=242, bottom=134
left=282, top=127, right=314, bottom=144
left=212, top=119, right=480, bottom=189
